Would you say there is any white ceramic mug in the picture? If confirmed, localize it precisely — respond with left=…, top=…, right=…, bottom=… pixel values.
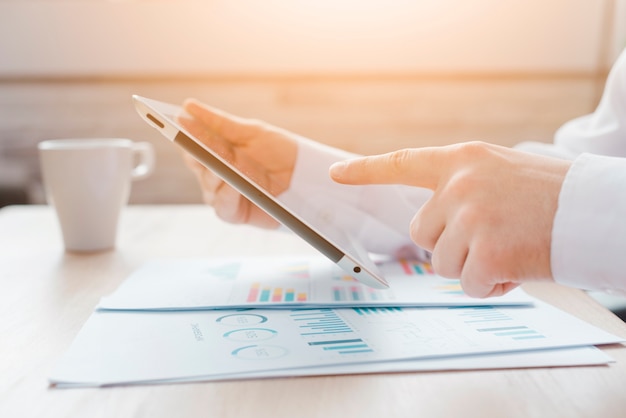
left=38, top=138, right=155, bottom=252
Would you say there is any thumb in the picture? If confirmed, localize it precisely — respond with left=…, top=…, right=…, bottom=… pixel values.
left=329, top=148, right=446, bottom=189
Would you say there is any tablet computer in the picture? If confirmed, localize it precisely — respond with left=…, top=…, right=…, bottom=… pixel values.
left=132, top=95, right=388, bottom=289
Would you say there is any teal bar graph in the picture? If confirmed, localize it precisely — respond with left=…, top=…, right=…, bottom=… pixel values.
left=454, top=306, right=512, bottom=323
left=259, top=288, right=271, bottom=302
left=353, top=307, right=403, bottom=316
left=350, top=286, right=362, bottom=301
left=475, top=322, right=545, bottom=340
left=332, top=287, right=346, bottom=301
left=290, top=309, right=353, bottom=335
left=322, top=344, right=369, bottom=350
left=307, top=338, right=374, bottom=354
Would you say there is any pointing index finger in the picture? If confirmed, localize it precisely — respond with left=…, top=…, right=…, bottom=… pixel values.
left=329, top=147, right=447, bottom=190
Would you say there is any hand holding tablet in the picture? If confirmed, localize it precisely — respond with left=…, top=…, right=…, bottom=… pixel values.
left=133, top=95, right=388, bottom=288
left=178, top=99, right=297, bottom=229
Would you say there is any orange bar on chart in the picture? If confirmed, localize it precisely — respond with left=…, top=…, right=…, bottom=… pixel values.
left=272, top=287, right=283, bottom=302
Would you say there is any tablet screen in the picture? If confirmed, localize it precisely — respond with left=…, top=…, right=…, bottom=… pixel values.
left=133, top=95, right=387, bottom=288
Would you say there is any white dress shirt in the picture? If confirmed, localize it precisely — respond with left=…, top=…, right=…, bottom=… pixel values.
left=521, top=49, right=626, bottom=294
left=280, top=48, right=626, bottom=295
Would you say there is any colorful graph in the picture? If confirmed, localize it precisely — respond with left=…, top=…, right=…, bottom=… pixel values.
left=434, top=281, right=465, bottom=296
left=331, top=284, right=391, bottom=302
left=400, top=259, right=435, bottom=275
left=332, top=273, right=358, bottom=282
left=278, top=262, right=310, bottom=280
left=289, top=309, right=353, bottom=335
left=246, top=282, right=308, bottom=303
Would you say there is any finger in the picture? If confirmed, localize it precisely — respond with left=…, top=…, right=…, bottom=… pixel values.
left=408, top=198, right=445, bottom=252
left=329, top=147, right=450, bottom=190
left=213, top=184, right=250, bottom=224
left=425, top=204, right=472, bottom=278
left=183, top=98, right=258, bottom=144
left=181, top=152, right=204, bottom=174
left=462, top=278, right=520, bottom=299
left=183, top=150, right=227, bottom=206
left=213, top=185, right=280, bottom=229
left=460, top=246, right=521, bottom=298
left=198, top=177, right=225, bottom=207
left=200, top=172, right=226, bottom=204
left=429, top=228, right=468, bottom=279
left=246, top=206, right=281, bottom=229
left=181, top=152, right=218, bottom=204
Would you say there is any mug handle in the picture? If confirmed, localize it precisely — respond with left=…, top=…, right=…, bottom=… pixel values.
left=131, top=142, right=156, bottom=181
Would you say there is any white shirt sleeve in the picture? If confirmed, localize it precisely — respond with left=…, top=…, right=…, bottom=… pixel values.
left=552, top=154, right=626, bottom=294
left=517, top=49, right=626, bottom=294
left=548, top=49, right=626, bottom=294
left=278, top=136, right=432, bottom=259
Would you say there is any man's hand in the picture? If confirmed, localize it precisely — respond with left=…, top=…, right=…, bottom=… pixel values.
left=330, top=141, right=571, bottom=298
left=178, top=99, right=298, bottom=228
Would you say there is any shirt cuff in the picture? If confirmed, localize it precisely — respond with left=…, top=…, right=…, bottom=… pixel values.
left=551, top=153, right=626, bottom=295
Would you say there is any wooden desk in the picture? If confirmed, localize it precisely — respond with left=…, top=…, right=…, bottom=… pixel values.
left=2, top=205, right=626, bottom=418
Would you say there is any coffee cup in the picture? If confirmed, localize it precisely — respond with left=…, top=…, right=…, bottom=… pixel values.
left=38, top=138, right=155, bottom=252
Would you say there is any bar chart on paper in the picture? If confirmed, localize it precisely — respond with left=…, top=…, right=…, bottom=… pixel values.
left=450, top=306, right=546, bottom=341
left=98, top=256, right=537, bottom=311
left=289, top=309, right=376, bottom=356
left=330, top=271, right=393, bottom=302
left=246, top=283, right=309, bottom=303
left=397, top=259, right=466, bottom=297
left=399, top=259, right=436, bottom=275
left=289, top=309, right=353, bottom=335
left=352, top=307, right=404, bottom=316
left=242, top=261, right=311, bottom=303
left=50, top=298, right=624, bottom=387
left=307, top=338, right=374, bottom=355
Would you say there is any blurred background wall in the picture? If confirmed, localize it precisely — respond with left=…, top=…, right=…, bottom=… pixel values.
left=1, top=0, right=625, bottom=206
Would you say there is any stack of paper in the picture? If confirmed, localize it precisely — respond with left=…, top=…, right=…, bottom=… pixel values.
left=50, top=256, right=623, bottom=387
left=98, top=256, right=535, bottom=310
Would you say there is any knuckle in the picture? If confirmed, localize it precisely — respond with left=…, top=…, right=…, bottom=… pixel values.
left=468, top=243, right=493, bottom=272
left=444, top=173, right=471, bottom=200
left=465, top=239, right=513, bottom=283
left=430, top=251, right=459, bottom=279
left=388, top=149, right=414, bottom=176
left=447, top=141, right=497, bottom=171
left=461, top=280, right=489, bottom=299
left=456, top=141, right=492, bottom=159
left=454, top=205, right=481, bottom=228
